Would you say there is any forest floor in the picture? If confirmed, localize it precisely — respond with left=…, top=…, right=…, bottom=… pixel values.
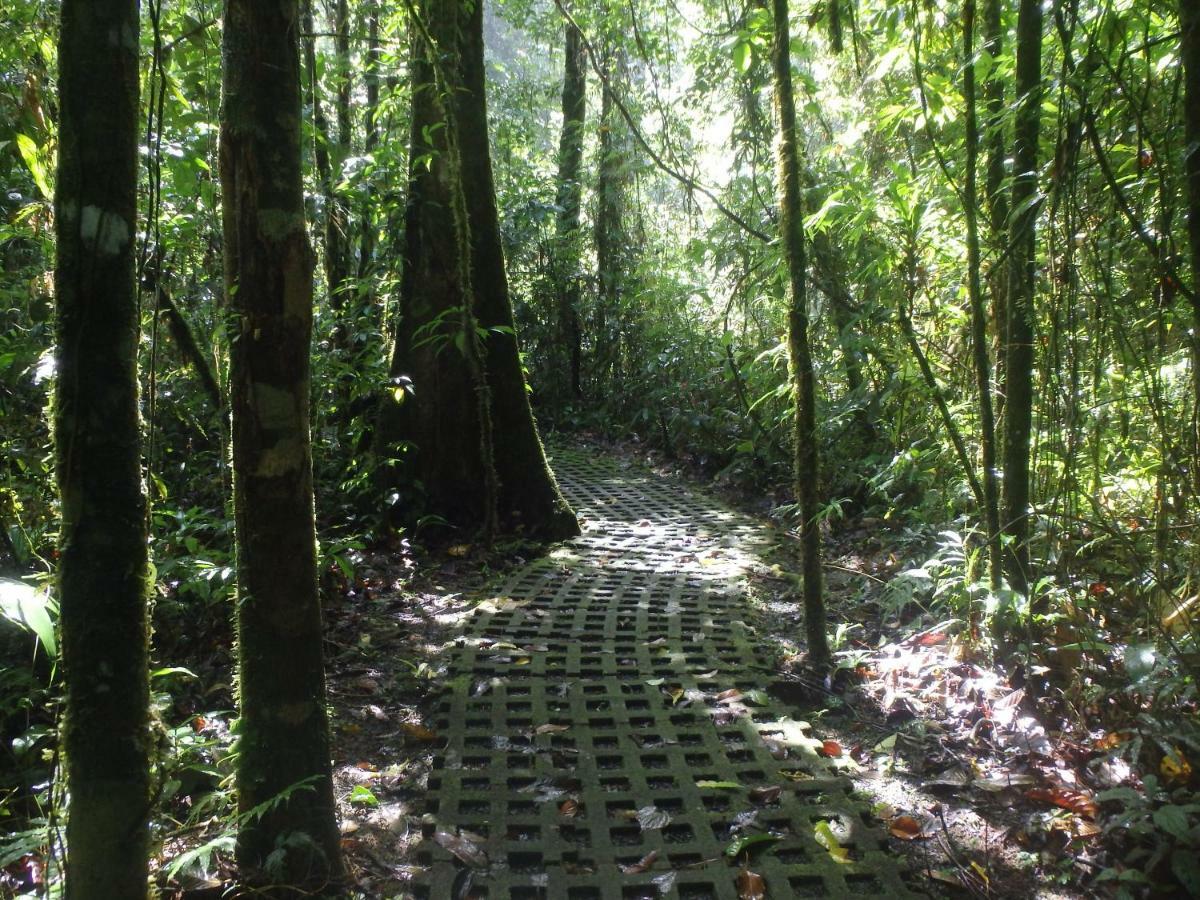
left=315, top=441, right=1093, bottom=900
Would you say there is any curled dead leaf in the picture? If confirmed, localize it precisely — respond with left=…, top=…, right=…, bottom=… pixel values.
left=888, top=815, right=928, bottom=841
left=1025, top=786, right=1098, bottom=819
left=433, top=829, right=488, bottom=869
left=749, top=785, right=782, bottom=805
left=620, top=849, right=659, bottom=874
left=820, top=740, right=844, bottom=758
left=559, top=798, right=580, bottom=818
left=736, top=868, right=766, bottom=899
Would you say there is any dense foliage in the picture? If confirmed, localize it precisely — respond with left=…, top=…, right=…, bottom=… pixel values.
left=2, top=0, right=1199, bottom=894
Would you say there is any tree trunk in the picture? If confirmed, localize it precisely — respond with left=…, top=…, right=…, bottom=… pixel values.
left=554, top=23, right=586, bottom=400
left=1180, top=0, right=1200, bottom=469
left=771, top=0, right=829, bottom=668
left=983, top=0, right=1009, bottom=422
left=380, top=0, right=579, bottom=541
left=964, top=0, right=1003, bottom=592
left=1001, top=0, right=1043, bottom=602
left=55, top=2, right=151, bottom=896
left=595, top=49, right=630, bottom=395
left=219, top=0, right=344, bottom=891
left=359, top=1, right=382, bottom=284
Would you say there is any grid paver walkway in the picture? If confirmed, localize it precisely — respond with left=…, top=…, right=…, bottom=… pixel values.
left=414, top=449, right=915, bottom=899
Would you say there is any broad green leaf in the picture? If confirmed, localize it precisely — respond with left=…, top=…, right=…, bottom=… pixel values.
left=813, top=821, right=850, bottom=863
left=16, top=134, right=51, bottom=200
left=724, top=832, right=779, bottom=858
left=732, top=40, right=752, bottom=73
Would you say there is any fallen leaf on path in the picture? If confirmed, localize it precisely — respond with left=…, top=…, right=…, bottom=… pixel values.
left=813, top=821, right=850, bottom=863
left=401, top=722, right=439, bottom=742
left=559, top=798, right=580, bottom=817
left=620, top=849, right=659, bottom=874
left=736, top=868, right=767, bottom=899
left=749, top=785, right=782, bottom=805
left=535, top=723, right=570, bottom=734
left=1025, top=786, right=1097, bottom=819
left=888, top=815, right=929, bottom=840
left=637, top=805, right=671, bottom=830
left=724, top=833, right=779, bottom=858
left=820, top=740, right=843, bottom=758
left=434, top=829, right=488, bottom=868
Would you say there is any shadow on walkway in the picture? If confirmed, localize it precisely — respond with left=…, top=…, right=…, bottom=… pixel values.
left=414, top=448, right=915, bottom=899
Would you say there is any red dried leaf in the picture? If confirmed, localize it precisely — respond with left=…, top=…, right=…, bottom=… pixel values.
left=820, top=740, right=844, bottom=758
left=1025, top=786, right=1098, bottom=819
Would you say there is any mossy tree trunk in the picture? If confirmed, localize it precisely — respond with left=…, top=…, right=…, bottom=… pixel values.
left=219, top=0, right=344, bottom=891
left=55, top=2, right=151, bottom=896
left=771, top=0, right=830, bottom=668
left=380, top=0, right=579, bottom=541
left=1180, top=0, right=1200, bottom=467
left=595, top=47, right=632, bottom=397
left=553, top=22, right=586, bottom=400
left=1000, top=0, right=1043, bottom=604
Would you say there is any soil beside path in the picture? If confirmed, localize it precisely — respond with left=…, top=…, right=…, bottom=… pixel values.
left=395, top=447, right=918, bottom=899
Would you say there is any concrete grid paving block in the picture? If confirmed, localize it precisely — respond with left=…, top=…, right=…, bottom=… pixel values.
left=413, top=449, right=918, bottom=900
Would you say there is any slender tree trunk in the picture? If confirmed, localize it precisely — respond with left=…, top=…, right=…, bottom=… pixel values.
left=359, top=1, right=382, bottom=284
left=964, top=0, right=1003, bottom=592
left=55, top=3, right=150, bottom=896
left=219, top=0, right=344, bottom=890
left=772, top=0, right=829, bottom=667
left=983, top=0, right=1009, bottom=421
left=554, top=23, right=586, bottom=399
left=380, top=0, right=578, bottom=541
left=301, top=0, right=348, bottom=330
left=595, top=50, right=630, bottom=394
left=1180, top=0, right=1200, bottom=469
left=1001, top=0, right=1043, bottom=602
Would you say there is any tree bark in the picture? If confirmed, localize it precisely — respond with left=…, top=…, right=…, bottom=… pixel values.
left=554, top=23, right=586, bottom=400
left=772, top=0, right=829, bottom=668
left=55, top=2, right=151, bottom=896
left=219, top=0, right=344, bottom=890
left=1180, top=0, right=1200, bottom=469
left=983, top=0, right=1009, bottom=421
left=964, top=0, right=1003, bottom=592
left=380, top=0, right=579, bottom=541
left=1001, top=0, right=1043, bottom=601
left=595, top=49, right=631, bottom=394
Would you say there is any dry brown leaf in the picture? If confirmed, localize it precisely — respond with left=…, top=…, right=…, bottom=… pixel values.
left=820, top=740, right=844, bottom=758
left=888, top=815, right=928, bottom=841
left=401, top=722, right=439, bottom=742
left=433, top=829, right=487, bottom=868
left=749, top=785, right=783, bottom=805
left=619, top=849, right=659, bottom=874
left=535, top=723, right=570, bottom=734
left=1026, top=786, right=1098, bottom=819
left=559, top=798, right=580, bottom=818
left=736, top=868, right=766, bottom=899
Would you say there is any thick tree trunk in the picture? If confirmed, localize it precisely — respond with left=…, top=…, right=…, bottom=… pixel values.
left=55, top=3, right=151, bottom=896
left=772, top=0, right=829, bottom=667
left=457, top=0, right=579, bottom=537
left=554, top=23, right=586, bottom=400
left=1180, top=0, right=1200, bottom=467
left=964, top=0, right=1003, bottom=592
left=380, top=0, right=579, bottom=541
left=1001, top=0, right=1043, bottom=601
left=219, top=0, right=343, bottom=891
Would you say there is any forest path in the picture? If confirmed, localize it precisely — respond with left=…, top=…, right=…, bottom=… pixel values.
left=414, top=448, right=916, bottom=899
